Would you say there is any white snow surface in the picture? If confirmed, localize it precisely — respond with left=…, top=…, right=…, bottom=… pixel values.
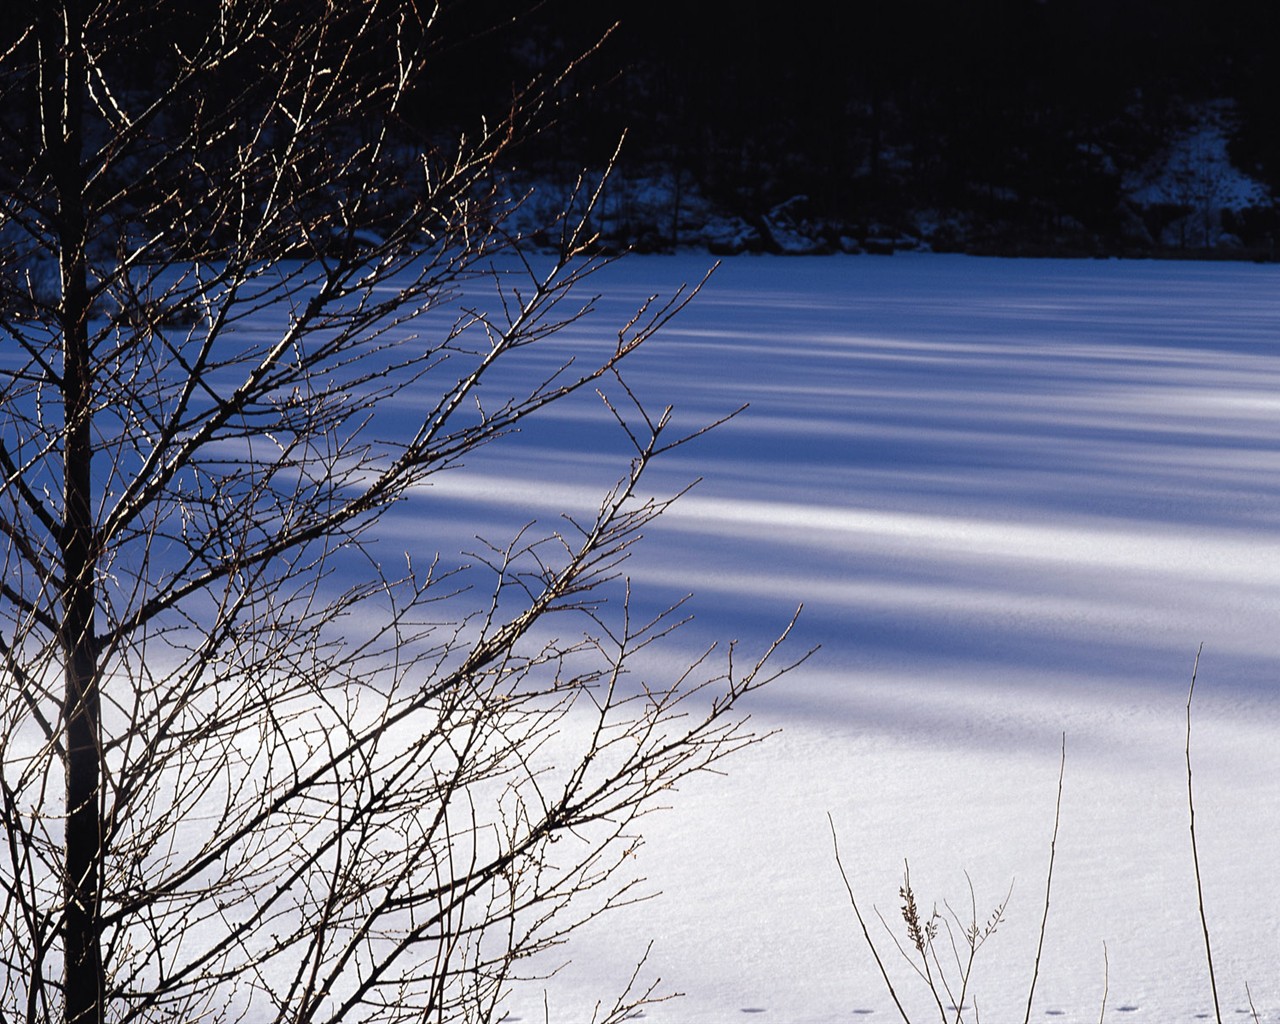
left=408, top=254, right=1280, bottom=1023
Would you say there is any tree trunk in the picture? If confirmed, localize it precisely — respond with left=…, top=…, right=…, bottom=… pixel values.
left=61, top=288, right=102, bottom=1024
left=41, top=2, right=105, bottom=1020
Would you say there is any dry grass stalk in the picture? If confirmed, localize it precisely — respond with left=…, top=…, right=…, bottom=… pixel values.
left=1186, top=643, right=1222, bottom=1024
left=832, top=735, right=1064, bottom=1024
left=1097, top=942, right=1109, bottom=1024
left=829, top=813, right=913, bottom=1024
left=1023, top=733, right=1066, bottom=1024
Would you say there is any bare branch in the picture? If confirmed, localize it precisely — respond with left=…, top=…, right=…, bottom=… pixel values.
left=0, top=5, right=792, bottom=1020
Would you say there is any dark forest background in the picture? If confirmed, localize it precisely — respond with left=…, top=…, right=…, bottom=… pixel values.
left=432, top=0, right=1280, bottom=257
left=6, top=1, right=1279, bottom=259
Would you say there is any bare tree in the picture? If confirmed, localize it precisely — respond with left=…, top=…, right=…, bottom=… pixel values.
left=0, top=3, right=794, bottom=1021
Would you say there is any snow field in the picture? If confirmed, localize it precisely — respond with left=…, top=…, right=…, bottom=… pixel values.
left=418, top=254, right=1280, bottom=1022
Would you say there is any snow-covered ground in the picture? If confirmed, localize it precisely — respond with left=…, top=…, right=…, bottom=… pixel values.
left=414, top=253, right=1280, bottom=1023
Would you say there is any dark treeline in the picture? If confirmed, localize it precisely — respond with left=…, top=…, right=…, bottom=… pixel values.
left=5, top=1, right=1278, bottom=257
left=436, top=0, right=1280, bottom=255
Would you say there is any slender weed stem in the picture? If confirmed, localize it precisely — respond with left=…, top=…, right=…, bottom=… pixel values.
left=829, top=813, right=913, bottom=1024
left=1186, top=644, right=1222, bottom=1024
left=1098, top=942, right=1109, bottom=1024
left=1024, top=733, right=1065, bottom=1024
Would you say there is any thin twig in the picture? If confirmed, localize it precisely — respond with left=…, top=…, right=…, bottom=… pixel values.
left=1097, top=941, right=1108, bottom=1024
left=1187, top=643, right=1222, bottom=1024
left=1246, top=982, right=1259, bottom=1024
left=1024, top=733, right=1065, bottom=1024
left=829, top=813, right=913, bottom=1024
